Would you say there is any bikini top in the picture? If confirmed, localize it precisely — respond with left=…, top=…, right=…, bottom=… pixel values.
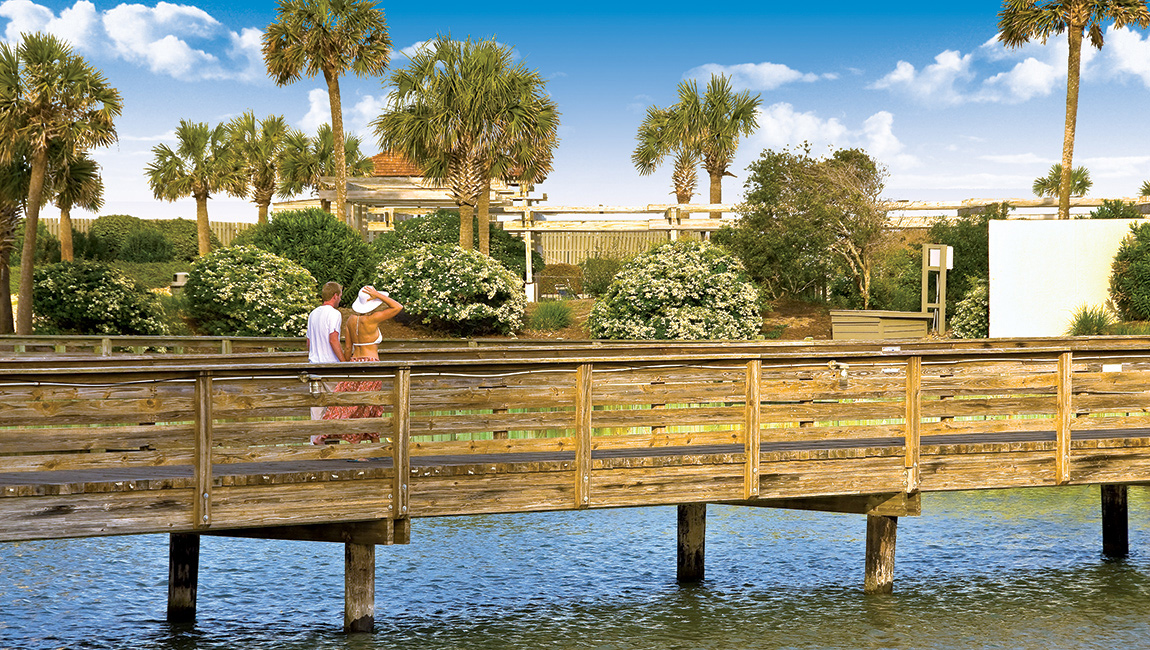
left=349, top=315, right=383, bottom=346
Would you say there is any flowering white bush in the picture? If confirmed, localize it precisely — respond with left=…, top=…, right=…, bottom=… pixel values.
left=32, top=261, right=169, bottom=335
left=374, top=244, right=525, bottom=335
left=587, top=240, right=762, bottom=340
left=951, top=278, right=989, bottom=339
left=184, top=245, right=316, bottom=337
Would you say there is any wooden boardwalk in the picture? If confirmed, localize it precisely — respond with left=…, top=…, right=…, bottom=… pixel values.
left=1, top=337, right=1148, bottom=630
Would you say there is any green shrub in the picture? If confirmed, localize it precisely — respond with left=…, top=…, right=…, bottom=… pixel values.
left=529, top=300, right=573, bottom=330
left=1067, top=304, right=1115, bottom=336
left=31, top=261, right=169, bottom=335
left=950, top=278, right=989, bottom=339
left=12, top=221, right=61, bottom=265
left=580, top=256, right=625, bottom=297
left=156, top=218, right=218, bottom=261
left=373, top=244, right=525, bottom=336
left=110, top=261, right=192, bottom=289
left=1086, top=199, right=1142, bottom=220
left=587, top=240, right=761, bottom=340
left=1110, top=223, right=1150, bottom=321
left=72, top=229, right=114, bottom=261
left=373, top=209, right=543, bottom=280
left=118, top=228, right=174, bottom=263
left=183, top=245, right=316, bottom=337
left=238, top=208, right=376, bottom=307
left=1109, top=321, right=1150, bottom=335
left=89, top=214, right=146, bottom=255
left=537, top=263, right=583, bottom=297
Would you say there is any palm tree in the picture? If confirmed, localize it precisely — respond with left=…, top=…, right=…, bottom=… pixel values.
left=0, top=32, right=121, bottom=334
left=1140, top=180, right=1150, bottom=196
left=228, top=111, right=289, bottom=225
left=1032, top=163, right=1092, bottom=197
left=277, top=123, right=373, bottom=213
left=145, top=120, right=244, bottom=256
left=666, top=74, right=761, bottom=218
left=49, top=149, right=104, bottom=261
left=0, top=152, right=30, bottom=333
left=263, top=0, right=390, bottom=225
left=633, top=106, right=701, bottom=204
left=374, top=35, right=560, bottom=254
left=999, top=0, right=1150, bottom=219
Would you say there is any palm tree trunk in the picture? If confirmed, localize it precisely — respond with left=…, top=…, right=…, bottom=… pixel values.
left=0, top=256, right=11, bottom=335
left=16, top=148, right=49, bottom=334
left=258, top=201, right=269, bottom=225
left=320, top=198, right=331, bottom=213
left=196, top=193, right=211, bottom=257
left=324, top=69, right=350, bottom=226
left=478, top=178, right=491, bottom=256
left=459, top=202, right=474, bottom=250
left=1059, top=25, right=1084, bottom=220
left=59, top=204, right=74, bottom=262
left=708, top=167, right=723, bottom=220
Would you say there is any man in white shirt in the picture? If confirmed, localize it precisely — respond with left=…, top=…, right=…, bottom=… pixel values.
left=306, top=281, right=345, bottom=427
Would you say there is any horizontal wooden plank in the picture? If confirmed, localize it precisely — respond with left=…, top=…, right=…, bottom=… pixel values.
left=0, top=449, right=196, bottom=473
left=211, top=480, right=395, bottom=527
left=919, top=451, right=1055, bottom=491
left=0, top=489, right=192, bottom=541
left=410, top=470, right=576, bottom=517
left=0, top=423, right=195, bottom=454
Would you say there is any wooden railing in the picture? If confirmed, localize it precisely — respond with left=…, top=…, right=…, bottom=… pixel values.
left=2, top=337, right=1149, bottom=543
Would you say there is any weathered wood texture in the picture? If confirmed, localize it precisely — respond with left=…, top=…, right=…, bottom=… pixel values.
left=864, top=515, right=898, bottom=594
left=2, top=340, right=1150, bottom=542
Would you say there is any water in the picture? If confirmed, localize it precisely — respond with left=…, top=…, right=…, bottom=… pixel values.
left=1, top=486, right=1148, bottom=650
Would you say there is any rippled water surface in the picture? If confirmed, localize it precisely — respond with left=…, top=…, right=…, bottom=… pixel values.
left=2, top=486, right=1148, bottom=649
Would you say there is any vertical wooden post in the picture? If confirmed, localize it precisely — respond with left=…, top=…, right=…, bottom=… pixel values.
left=344, top=542, right=375, bottom=632
left=167, top=533, right=200, bottom=623
left=904, top=357, right=921, bottom=493
left=220, top=339, right=232, bottom=355
left=1102, top=484, right=1128, bottom=558
left=744, top=360, right=762, bottom=500
left=864, top=515, right=898, bottom=594
left=1056, top=352, right=1073, bottom=485
left=575, top=363, right=593, bottom=508
left=677, top=503, right=706, bottom=583
left=393, top=368, right=411, bottom=519
left=193, top=372, right=212, bottom=529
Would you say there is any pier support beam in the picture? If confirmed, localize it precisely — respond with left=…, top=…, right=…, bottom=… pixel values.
left=344, top=542, right=375, bottom=633
left=1102, top=484, right=1128, bottom=558
left=167, top=533, right=200, bottom=623
left=864, top=515, right=897, bottom=595
left=677, top=503, right=706, bottom=583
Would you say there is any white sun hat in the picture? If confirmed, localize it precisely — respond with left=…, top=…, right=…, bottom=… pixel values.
left=352, top=288, right=383, bottom=314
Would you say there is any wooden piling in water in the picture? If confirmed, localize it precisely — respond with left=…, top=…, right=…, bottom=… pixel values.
left=864, top=515, right=897, bottom=595
left=167, top=533, right=200, bottom=623
left=677, top=503, right=706, bottom=583
left=344, top=542, right=375, bottom=632
left=1101, top=485, right=1128, bottom=558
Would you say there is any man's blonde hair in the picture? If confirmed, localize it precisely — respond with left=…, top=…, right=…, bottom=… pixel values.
left=321, top=281, right=343, bottom=302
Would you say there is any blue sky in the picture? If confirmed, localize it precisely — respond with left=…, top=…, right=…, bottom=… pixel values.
left=3, top=0, right=1150, bottom=222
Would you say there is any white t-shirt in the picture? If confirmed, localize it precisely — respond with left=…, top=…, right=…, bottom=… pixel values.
left=306, top=304, right=343, bottom=363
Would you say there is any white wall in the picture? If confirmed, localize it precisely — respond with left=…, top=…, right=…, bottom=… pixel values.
left=989, top=219, right=1138, bottom=338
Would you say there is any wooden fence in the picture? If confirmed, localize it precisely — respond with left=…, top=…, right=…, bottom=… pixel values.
left=38, top=218, right=254, bottom=247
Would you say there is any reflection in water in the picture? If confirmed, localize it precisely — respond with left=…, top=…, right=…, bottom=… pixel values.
left=0, top=486, right=1146, bottom=649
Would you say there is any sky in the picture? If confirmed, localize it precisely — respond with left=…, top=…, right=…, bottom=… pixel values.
left=3, top=0, right=1150, bottom=223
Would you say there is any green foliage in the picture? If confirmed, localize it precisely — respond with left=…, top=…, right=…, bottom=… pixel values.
left=537, top=263, right=582, bottom=297
left=1086, top=199, right=1142, bottom=220
left=110, top=261, right=192, bottom=289
left=373, top=244, right=525, bottom=336
left=237, top=208, right=377, bottom=307
left=155, top=218, right=218, bottom=261
left=950, top=279, right=989, bottom=339
left=71, top=229, right=114, bottom=261
left=89, top=214, right=146, bottom=254
left=981, top=202, right=1014, bottom=220
left=183, top=245, right=316, bottom=337
left=1110, top=223, right=1150, bottom=321
left=118, top=228, right=174, bottom=263
left=1067, top=304, right=1115, bottom=336
left=1109, top=321, right=1150, bottom=335
left=372, top=209, right=543, bottom=280
left=1032, top=164, right=1092, bottom=197
left=864, top=246, right=922, bottom=312
left=923, top=211, right=990, bottom=321
left=579, top=256, right=626, bottom=297
left=12, top=221, right=60, bottom=265
left=31, top=261, right=168, bottom=335
left=587, top=240, right=761, bottom=340
left=529, top=300, right=573, bottom=330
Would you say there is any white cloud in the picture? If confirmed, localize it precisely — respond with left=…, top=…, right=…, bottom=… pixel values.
left=297, top=89, right=383, bottom=141
left=862, top=111, right=917, bottom=168
left=1079, top=154, right=1150, bottom=178
left=0, top=0, right=264, bottom=82
left=299, top=88, right=330, bottom=133
left=684, top=61, right=822, bottom=91
left=750, top=102, right=918, bottom=169
left=886, top=171, right=1034, bottom=191
left=980, top=153, right=1052, bottom=165
left=980, top=56, right=1060, bottom=102
left=869, top=50, right=974, bottom=105
left=1104, top=26, right=1150, bottom=86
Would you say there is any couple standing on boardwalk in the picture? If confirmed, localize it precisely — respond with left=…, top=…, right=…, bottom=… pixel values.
left=305, top=281, right=404, bottom=445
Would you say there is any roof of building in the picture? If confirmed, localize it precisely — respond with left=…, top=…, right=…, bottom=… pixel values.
left=371, top=152, right=424, bottom=177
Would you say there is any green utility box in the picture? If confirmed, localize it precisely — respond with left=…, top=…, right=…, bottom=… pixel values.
left=830, top=310, right=934, bottom=340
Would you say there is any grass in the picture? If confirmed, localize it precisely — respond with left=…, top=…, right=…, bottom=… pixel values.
left=528, top=300, right=574, bottom=331
left=1067, top=304, right=1115, bottom=336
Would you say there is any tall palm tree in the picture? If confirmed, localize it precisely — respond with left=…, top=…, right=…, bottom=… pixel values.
left=277, top=123, right=373, bottom=212
left=999, top=0, right=1150, bottom=219
left=0, top=152, right=30, bottom=333
left=228, top=111, right=289, bottom=225
left=0, top=32, right=121, bottom=334
left=49, top=150, right=104, bottom=261
left=1032, top=163, right=1092, bottom=197
left=633, top=105, right=700, bottom=204
left=1140, top=180, right=1150, bottom=196
left=263, top=0, right=390, bottom=225
left=374, top=35, right=560, bottom=254
left=667, top=74, right=761, bottom=218
left=145, top=120, right=244, bottom=256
